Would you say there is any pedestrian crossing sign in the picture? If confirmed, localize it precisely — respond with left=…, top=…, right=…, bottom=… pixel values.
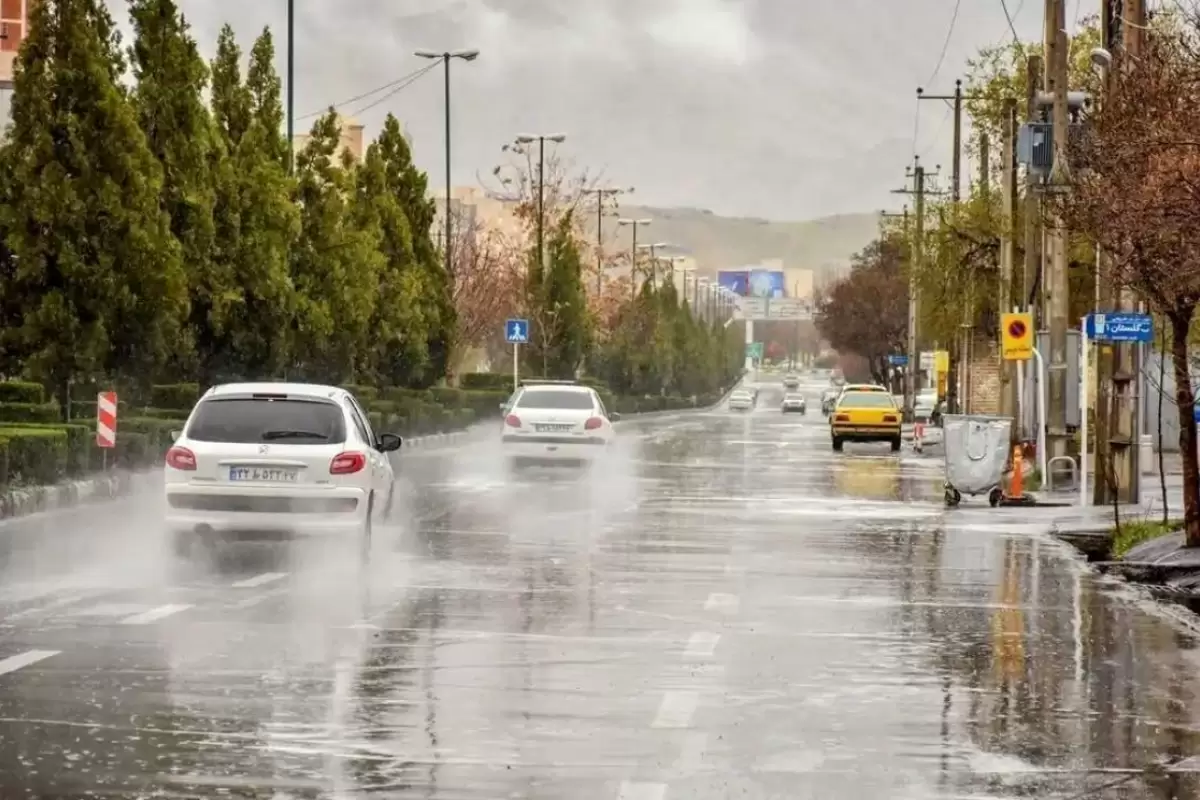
left=505, top=318, right=529, bottom=344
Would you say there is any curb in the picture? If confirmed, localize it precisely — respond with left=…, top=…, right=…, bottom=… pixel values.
left=0, top=470, right=159, bottom=523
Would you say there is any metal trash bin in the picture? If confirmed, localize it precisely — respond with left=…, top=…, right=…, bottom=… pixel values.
left=942, top=414, right=1014, bottom=507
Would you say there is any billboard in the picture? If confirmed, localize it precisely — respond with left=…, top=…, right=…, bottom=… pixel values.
left=717, top=270, right=750, bottom=296
left=718, top=267, right=787, bottom=297
left=749, top=269, right=786, bottom=298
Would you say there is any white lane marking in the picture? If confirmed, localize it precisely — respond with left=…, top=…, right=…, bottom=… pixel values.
left=683, top=632, right=720, bottom=659
left=231, top=572, right=288, bottom=589
left=4, top=593, right=97, bottom=621
left=617, top=781, right=666, bottom=800
left=652, top=690, right=699, bottom=729
left=0, top=649, right=59, bottom=676
left=120, top=604, right=192, bottom=625
left=704, top=592, right=740, bottom=613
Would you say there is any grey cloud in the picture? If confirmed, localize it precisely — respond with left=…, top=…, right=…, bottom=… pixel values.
left=105, top=0, right=1050, bottom=220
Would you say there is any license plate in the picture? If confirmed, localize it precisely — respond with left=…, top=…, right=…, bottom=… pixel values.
left=535, top=424, right=572, bottom=432
left=228, top=467, right=299, bottom=482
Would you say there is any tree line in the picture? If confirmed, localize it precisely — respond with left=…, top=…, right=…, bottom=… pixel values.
left=0, top=0, right=742, bottom=410
left=815, top=10, right=1200, bottom=542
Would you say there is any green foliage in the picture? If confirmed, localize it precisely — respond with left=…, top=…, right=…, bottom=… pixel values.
left=0, top=402, right=62, bottom=425
left=526, top=210, right=591, bottom=378
left=0, top=381, right=44, bottom=404
left=1111, top=518, right=1184, bottom=559
left=0, top=428, right=69, bottom=486
left=149, top=383, right=200, bottom=410
left=0, top=0, right=187, bottom=403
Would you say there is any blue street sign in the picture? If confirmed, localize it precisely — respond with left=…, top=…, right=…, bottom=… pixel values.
left=505, top=318, right=529, bottom=344
left=1085, top=312, right=1154, bottom=343
left=888, top=354, right=908, bottom=366
left=1194, top=404, right=1200, bottom=424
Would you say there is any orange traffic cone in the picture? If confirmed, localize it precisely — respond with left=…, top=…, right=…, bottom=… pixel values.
left=1008, top=443, right=1024, bottom=499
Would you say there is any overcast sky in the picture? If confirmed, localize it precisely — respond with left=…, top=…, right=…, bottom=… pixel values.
left=109, top=1, right=1094, bottom=221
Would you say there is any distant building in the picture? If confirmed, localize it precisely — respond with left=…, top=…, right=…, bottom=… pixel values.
left=292, top=114, right=365, bottom=163
left=0, top=0, right=30, bottom=135
left=431, top=185, right=525, bottom=252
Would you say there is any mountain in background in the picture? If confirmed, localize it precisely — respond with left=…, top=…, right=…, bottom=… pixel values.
left=589, top=205, right=881, bottom=285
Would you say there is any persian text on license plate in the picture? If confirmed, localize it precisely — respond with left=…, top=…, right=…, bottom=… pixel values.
left=535, top=424, right=572, bottom=432
left=229, top=467, right=299, bottom=482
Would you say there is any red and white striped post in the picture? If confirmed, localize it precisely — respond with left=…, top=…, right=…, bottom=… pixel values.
left=96, top=392, right=117, bottom=468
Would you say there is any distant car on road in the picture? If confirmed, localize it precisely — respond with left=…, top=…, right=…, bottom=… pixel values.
left=164, top=382, right=402, bottom=556
left=501, top=381, right=618, bottom=468
left=729, top=389, right=754, bottom=411
left=783, top=373, right=800, bottom=389
left=830, top=389, right=902, bottom=452
left=781, top=392, right=806, bottom=414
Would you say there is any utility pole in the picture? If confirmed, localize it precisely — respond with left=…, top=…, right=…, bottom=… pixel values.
left=917, top=79, right=982, bottom=414
left=1043, top=0, right=1071, bottom=464
left=880, top=206, right=910, bottom=396
left=584, top=187, right=626, bottom=295
left=960, top=132, right=990, bottom=414
left=618, top=218, right=652, bottom=300
left=1022, top=56, right=1043, bottom=307
left=1000, top=97, right=1019, bottom=429
left=891, top=158, right=943, bottom=417
left=1100, top=0, right=1145, bottom=502
left=286, top=0, right=294, bottom=174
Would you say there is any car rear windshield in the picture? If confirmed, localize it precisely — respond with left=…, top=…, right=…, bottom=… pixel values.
left=838, top=392, right=896, bottom=409
left=186, top=397, right=347, bottom=444
left=515, top=390, right=595, bottom=410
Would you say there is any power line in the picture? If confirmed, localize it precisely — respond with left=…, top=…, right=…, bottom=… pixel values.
left=297, top=63, right=439, bottom=121
left=925, top=0, right=963, bottom=86
left=346, top=62, right=440, bottom=117
left=998, top=0, right=1022, bottom=43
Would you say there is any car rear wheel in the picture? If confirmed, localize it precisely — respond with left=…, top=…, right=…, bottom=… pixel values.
left=832, top=436, right=844, bottom=452
left=890, top=437, right=902, bottom=452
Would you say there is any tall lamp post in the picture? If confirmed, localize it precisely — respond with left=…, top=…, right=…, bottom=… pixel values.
left=515, top=134, right=567, bottom=274
left=618, top=218, right=652, bottom=298
left=636, top=242, right=673, bottom=289
left=415, top=48, right=480, bottom=283
left=583, top=187, right=630, bottom=294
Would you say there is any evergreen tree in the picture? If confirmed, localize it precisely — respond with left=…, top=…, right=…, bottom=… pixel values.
left=373, top=115, right=452, bottom=387
left=245, top=27, right=289, bottom=168
left=534, top=212, right=590, bottom=378
left=354, top=140, right=431, bottom=386
left=207, top=25, right=299, bottom=381
left=0, top=0, right=185, bottom=405
left=291, top=111, right=384, bottom=382
left=128, top=0, right=220, bottom=381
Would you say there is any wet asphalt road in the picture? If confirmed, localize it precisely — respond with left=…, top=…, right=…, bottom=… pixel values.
left=2, top=376, right=1200, bottom=799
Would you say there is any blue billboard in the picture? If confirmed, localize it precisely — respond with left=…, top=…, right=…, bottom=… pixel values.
left=749, top=269, right=786, bottom=298
left=717, top=267, right=787, bottom=297
left=717, top=270, right=749, bottom=296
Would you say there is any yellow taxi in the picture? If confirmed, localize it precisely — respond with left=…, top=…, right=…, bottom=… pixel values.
left=830, top=388, right=902, bottom=452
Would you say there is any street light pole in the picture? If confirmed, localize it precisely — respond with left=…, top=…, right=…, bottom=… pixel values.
left=286, top=0, right=293, bottom=173
left=515, top=133, right=567, bottom=276
left=416, top=49, right=480, bottom=285
left=618, top=218, right=652, bottom=299
left=584, top=187, right=628, bottom=294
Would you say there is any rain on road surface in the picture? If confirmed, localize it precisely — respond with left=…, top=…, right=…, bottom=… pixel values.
left=2, top=377, right=1200, bottom=799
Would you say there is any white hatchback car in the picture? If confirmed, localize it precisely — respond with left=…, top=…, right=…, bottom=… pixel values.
left=163, top=382, right=401, bottom=550
left=501, top=381, right=618, bottom=465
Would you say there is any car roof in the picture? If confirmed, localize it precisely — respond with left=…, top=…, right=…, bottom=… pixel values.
left=518, top=383, right=593, bottom=393
left=840, top=384, right=887, bottom=392
left=202, top=382, right=346, bottom=401
left=838, top=389, right=896, bottom=402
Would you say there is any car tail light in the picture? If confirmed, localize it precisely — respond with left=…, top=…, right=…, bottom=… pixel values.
left=883, top=414, right=898, bottom=422
left=505, top=414, right=521, bottom=428
left=165, top=446, right=196, bottom=471
left=584, top=417, right=603, bottom=430
left=330, top=452, right=366, bottom=474
left=835, top=414, right=850, bottom=422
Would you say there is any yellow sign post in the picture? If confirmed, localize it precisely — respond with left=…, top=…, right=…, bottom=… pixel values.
left=1000, top=312, right=1033, bottom=361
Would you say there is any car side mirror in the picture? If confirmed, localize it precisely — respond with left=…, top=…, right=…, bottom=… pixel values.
left=378, top=433, right=403, bottom=452
left=609, top=412, right=621, bottom=422
left=169, top=430, right=181, bottom=442
left=498, top=402, right=507, bottom=410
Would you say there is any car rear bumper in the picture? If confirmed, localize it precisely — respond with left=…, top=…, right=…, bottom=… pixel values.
left=502, top=435, right=607, bottom=462
left=831, top=425, right=902, bottom=442
left=164, top=482, right=368, bottom=535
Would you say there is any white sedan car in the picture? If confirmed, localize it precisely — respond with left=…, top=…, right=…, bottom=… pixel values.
left=163, top=382, right=400, bottom=552
left=729, top=389, right=754, bottom=411
left=501, top=381, right=618, bottom=466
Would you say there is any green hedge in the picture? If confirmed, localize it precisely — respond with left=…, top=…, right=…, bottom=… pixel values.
left=149, top=383, right=200, bottom=411
left=0, top=401, right=62, bottom=425
left=0, top=427, right=68, bottom=486
left=0, top=381, right=44, bottom=404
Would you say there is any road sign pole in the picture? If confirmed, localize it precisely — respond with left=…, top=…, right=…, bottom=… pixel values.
left=513, top=343, right=519, bottom=391
left=1079, top=315, right=1088, bottom=506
